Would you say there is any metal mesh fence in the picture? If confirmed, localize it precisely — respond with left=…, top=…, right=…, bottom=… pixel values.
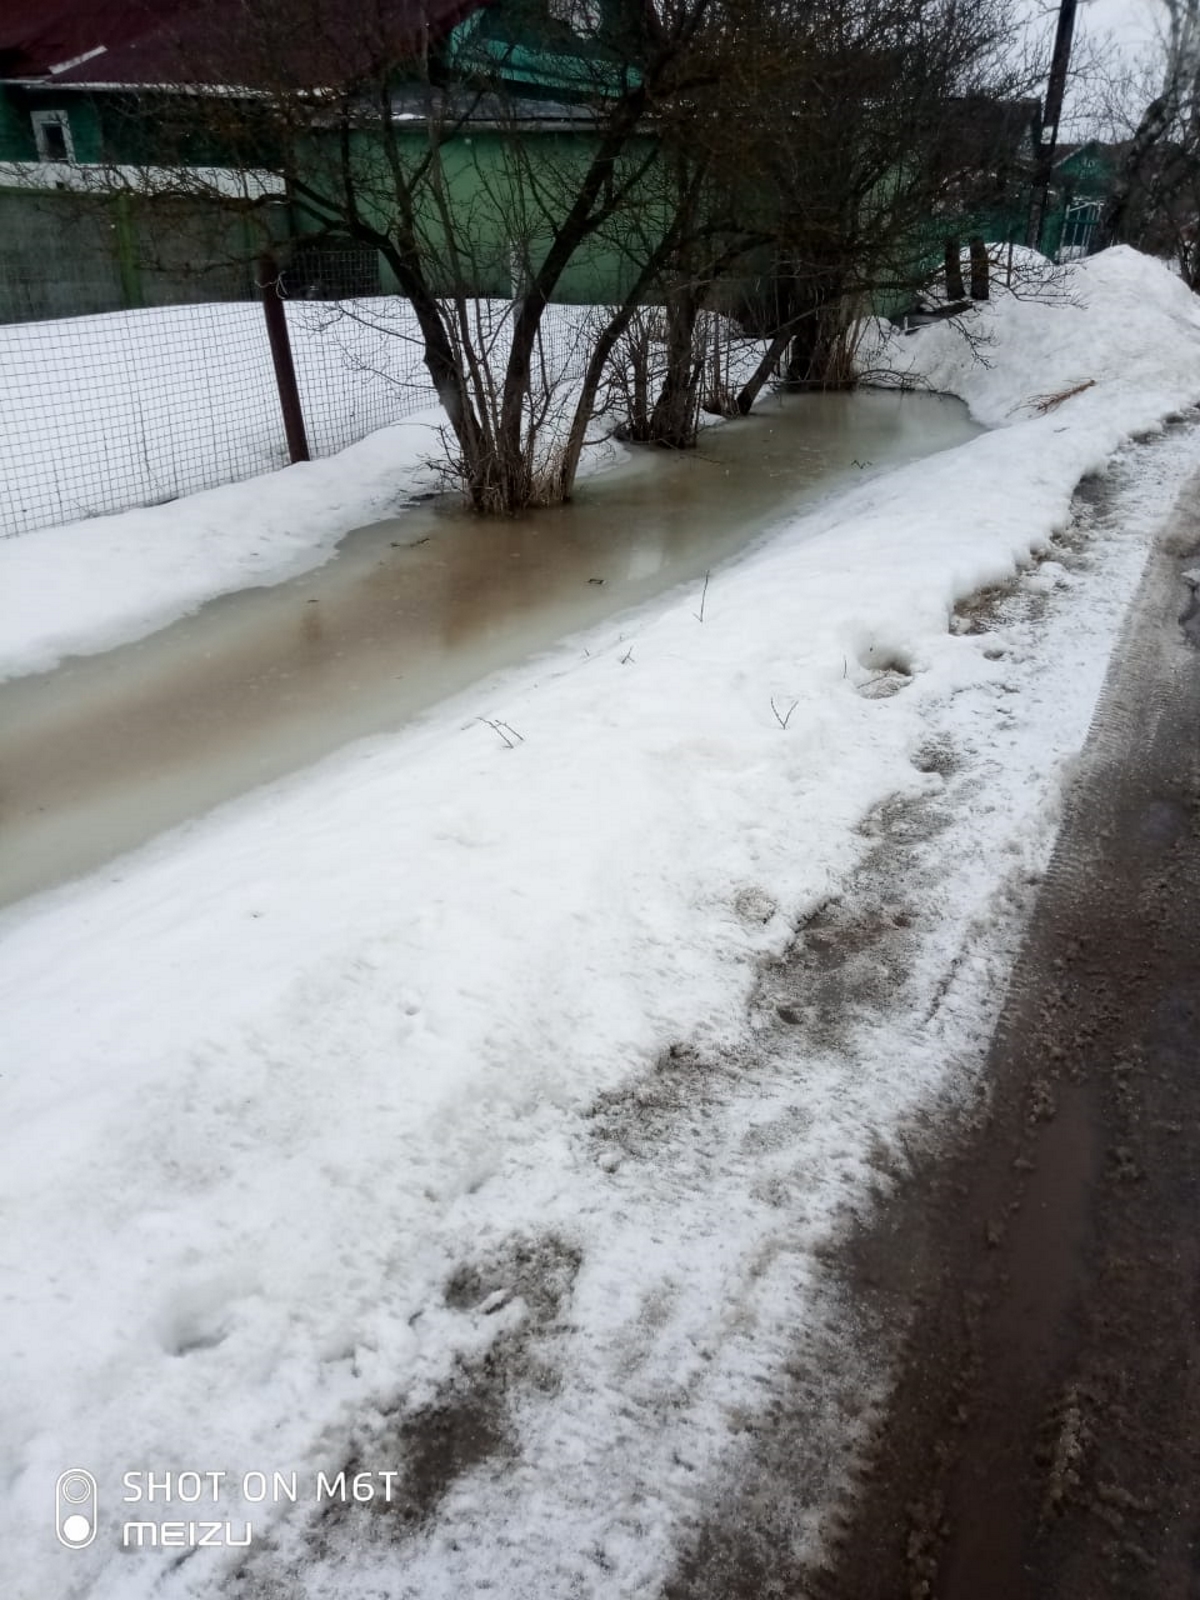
left=0, top=242, right=608, bottom=538
left=1, top=300, right=287, bottom=534
left=0, top=243, right=604, bottom=538
left=287, top=272, right=431, bottom=460
left=2, top=233, right=761, bottom=542
left=0, top=248, right=448, bottom=538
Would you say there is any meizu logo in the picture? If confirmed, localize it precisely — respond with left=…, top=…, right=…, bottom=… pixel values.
left=122, top=1520, right=253, bottom=1548
left=56, top=1469, right=98, bottom=1548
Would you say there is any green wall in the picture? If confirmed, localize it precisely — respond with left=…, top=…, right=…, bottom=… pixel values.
left=289, top=120, right=668, bottom=305
left=0, top=87, right=105, bottom=162
left=0, top=89, right=29, bottom=160
left=0, top=186, right=287, bottom=323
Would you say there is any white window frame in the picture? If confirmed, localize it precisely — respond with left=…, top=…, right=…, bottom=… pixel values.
left=31, top=109, right=75, bottom=163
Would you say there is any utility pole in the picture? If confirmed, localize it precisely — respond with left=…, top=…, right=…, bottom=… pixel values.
left=1028, top=0, right=1079, bottom=252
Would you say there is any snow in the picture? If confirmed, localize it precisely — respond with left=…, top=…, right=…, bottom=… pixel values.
left=913, top=238, right=1057, bottom=309
left=3, top=248, right=1200, bottom=1599
left=871, top=245, right=1200, bottom=435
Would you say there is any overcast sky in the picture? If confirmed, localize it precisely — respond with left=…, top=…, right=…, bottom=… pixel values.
left=1023, top=0, right=1167, bottom=135
left=1077, top=0, right=1161, bottom=56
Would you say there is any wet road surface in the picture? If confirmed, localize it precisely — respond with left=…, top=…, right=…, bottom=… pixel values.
left=810, top=476, right=1200, bottom=1598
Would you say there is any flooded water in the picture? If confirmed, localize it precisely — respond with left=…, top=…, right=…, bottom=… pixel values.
left=0, top=391, right=978, bottom=908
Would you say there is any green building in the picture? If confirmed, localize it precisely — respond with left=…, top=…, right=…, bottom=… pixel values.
left=0, top=0, right=648, bottom=321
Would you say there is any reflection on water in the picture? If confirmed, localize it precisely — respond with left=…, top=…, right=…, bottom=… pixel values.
left=0, top=391, right=979, bottom=907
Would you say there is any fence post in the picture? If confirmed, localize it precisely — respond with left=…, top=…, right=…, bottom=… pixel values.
left=113, top=193, right=143, bottom=310
left=259, top=254, right=310, bottom=464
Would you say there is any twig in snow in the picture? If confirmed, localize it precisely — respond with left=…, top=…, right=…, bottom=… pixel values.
left=619, top=646, right=636, bottom=665
left=1009, top=378, right=1095, bottom=416
left=694, top=569, right=710, bottom=623
left=479, top=717, right=524, bottom=749
left=770, top=696, right=799, bottom=730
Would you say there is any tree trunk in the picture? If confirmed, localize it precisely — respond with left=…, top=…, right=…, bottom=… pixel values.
left=375, top=238, right=500, bottom=513
left=785, top=315, right=820, bottom=386
left=735, top=320, right=797, bottom=414
left=493, top=95, right=648, bottom=509
left=944, top=236, right=965, bottom=301
left=646, top=287, right=703, bottom=449
left=1097, top=94, right=1172, bottom=250
left=734, top=268, right=851, bottom=414
left=969, top=236, right=989, bottom=300
left=784, top=300, right=853, bottom=391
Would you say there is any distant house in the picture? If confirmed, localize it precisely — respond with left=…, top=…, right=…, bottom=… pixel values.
left=0, top=0, right=644, bottom=321
left=0, top=0, right=297, bottom=318
left=0, top=0, right=484, bottom=171
left=1047, top=141, right=1118, bottom=258
left=1050, top=136, right=1200, bottom=275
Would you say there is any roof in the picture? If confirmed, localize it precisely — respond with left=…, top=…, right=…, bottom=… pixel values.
left=1054, top=140, right=1125, bottom=170
left=0, top=0, right=488, bottom=89
left=390, top=82, right=600, bottom=127
left=0, top=1, right=157, bottom=77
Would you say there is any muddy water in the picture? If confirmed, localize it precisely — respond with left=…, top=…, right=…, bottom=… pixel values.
left=0, top=391, right=977, bottom=908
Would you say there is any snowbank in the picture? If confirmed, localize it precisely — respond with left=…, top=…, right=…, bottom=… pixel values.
left=2, top=249, right=1200, bottom=1600
left=913, top=239, right=1055, bottom=310
left=868, top=245, right=1200, bottom=434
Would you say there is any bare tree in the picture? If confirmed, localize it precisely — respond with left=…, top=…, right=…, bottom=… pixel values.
left=94, top=0, right=743, bottom=511
left=82, top=0, right=1050, bottom=511
left=568, top=0, right=1039, bottom=445
left=723, top=0, right=1035, bottom=414
left=1096, top=0, right=1200, bottom=275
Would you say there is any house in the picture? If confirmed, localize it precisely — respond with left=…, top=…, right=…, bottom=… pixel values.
left=0, top=0, right=297, bottom=318
left=1045, top=141, right=1118, bottom=258
left=0, top=0, right=648, bottom=321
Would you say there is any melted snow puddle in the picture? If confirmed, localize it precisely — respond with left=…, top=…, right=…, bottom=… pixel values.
left=0, top=390, right=977, bottom=907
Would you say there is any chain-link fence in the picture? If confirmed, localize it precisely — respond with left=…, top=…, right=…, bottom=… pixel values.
left=0, top=247, right=452, bottom=538
left=2, top=218, right=756, bottom=541
left=0, top=241, right=605, bottom=538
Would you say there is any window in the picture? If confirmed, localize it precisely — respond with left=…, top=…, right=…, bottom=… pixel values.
left=32, top=110, right=74, bottom=163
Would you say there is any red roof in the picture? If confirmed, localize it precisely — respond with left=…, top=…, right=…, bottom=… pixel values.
left=1, top=0, right=487, bottom=87
left=0, top=1, right=159, bottom=76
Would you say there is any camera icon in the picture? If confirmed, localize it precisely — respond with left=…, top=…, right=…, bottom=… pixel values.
left=55, top=1470, right=98, bottom=1549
